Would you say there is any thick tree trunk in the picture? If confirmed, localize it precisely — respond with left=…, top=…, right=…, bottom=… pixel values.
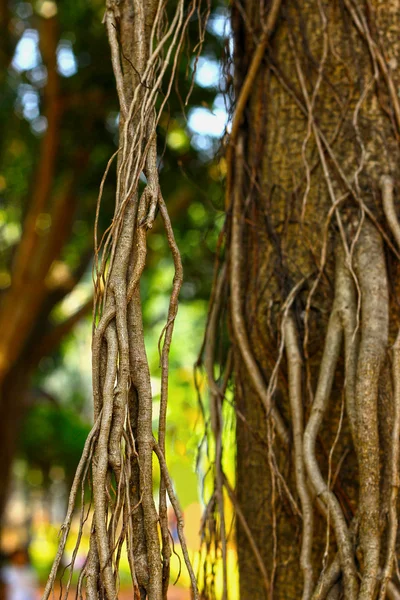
left=0, top=364, right=31, bottom=519
left=227, top=0, right=400, bottom=598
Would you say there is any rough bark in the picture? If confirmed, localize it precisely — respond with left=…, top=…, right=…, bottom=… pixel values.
left=206, top=0, right=400, bottom=598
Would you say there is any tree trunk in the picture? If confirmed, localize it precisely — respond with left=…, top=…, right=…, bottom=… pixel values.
left=219, top=0, right=400, bottom=598
left=0, top=364, right=31, bottom=518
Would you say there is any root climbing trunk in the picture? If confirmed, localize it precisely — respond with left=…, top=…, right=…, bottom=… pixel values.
left=200, top=0, right=400, bottom=599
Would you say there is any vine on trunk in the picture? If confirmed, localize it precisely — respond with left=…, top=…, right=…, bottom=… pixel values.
left=198, top=1, right=400, bottom=599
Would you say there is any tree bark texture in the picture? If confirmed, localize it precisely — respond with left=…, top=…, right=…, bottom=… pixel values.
left=212, top=1, right=400, bottom=598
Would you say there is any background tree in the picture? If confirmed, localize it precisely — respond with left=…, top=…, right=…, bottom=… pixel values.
left=202, top=0, right=400, bottom=599
left=0, top=0, right=221, bottom=528
left=0, top=0, right=116, bottom=518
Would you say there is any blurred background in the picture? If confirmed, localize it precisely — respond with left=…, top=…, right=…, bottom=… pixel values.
left=0, top=0, right=237, bottom=597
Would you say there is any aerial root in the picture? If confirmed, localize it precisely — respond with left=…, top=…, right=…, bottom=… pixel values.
left=153, top=440, right=199, bottom=600
left=379, top=174, right=400, bottom=600
left=378, top=330, right=400, bottom=600
left=203, top=265, right=228, bottom=600
left=157, top=193, right=184, bottom=597
left=93, top=324, right=119, bottom=600
left=312, top=554, right=341, bottom=600
left=42, top=0, right=206, bottom=597
left=354, top=222, right=388, bottom=600
left=41, top=415, right=101, bottom=600
left=311, top=517, right=358, bottom=600
left=304, top=248, right=358, bottom=600
left=284, top=315, right=314, bottom=600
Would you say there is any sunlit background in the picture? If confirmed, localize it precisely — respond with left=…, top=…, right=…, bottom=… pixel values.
left=0, top=0, right=238, bottom=597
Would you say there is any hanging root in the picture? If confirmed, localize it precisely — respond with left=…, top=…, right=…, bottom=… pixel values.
left=303, top=248, right=358, bottom=600
left=336, top=245, right=359, bottom=449
left=381, top=176, right=400, bottom=250
left=379, top=330, right=400, bottom=600
left=354, top=221, right=389, bottom=600
left=42, top=1, right=208, bottom=598
left=41, top=416, right=101, bottom=600
left=312, top=553, right=341, bottom=600
left=378, top=175, right=400, bottom=600
left=284, top=315, right=314, bottom=599
left=153, top=441, right=199, bottom=600
left=157, top=193, right=183, bottom=597
left=203, top=265, right=228, bottom=600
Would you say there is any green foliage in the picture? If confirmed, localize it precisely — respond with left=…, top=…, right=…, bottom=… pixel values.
left=2, top=0, right=231, bottom=528
left=19, top=403, right=90, bottom=479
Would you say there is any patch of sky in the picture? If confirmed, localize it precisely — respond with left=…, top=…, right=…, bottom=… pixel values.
left=57, top=41, right=78, bottom=77
left=192, top=56, right=221, bottom=89
left=207, top=9, right=232, bottom=38
left=105, top=111, right=120, bottom=134
left=190, top=134, right=214, bottom=155
left=188, top=96, right=230, bottom=158
left=27, top=65, right=48, bottom=87
left=213, top=92, right=231, bottom=113
left=188, top=106, right=228, bottom=138
left=12, top=29, right=40, bottom=72
left=17, top=84, right=40, bottom=121
left=31, top=116, right=48, bottom=136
